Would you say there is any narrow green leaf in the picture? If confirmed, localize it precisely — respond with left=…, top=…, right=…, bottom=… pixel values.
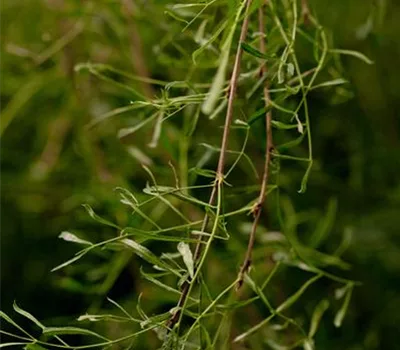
left=299, top=160, right=313, bottom=193
left=309, top=198, right=337, bottom=248
left=58, top=232, right=93, bottom=246
left=216, top=296, right=259, bottom=310
left=139, top=311, right=171, bottom=329
left=42, top=327, right=109, bottom=340
left=118, top=110, right=159, bottom=138
left=148, top=110, right=164, bottom=148
left=13, top=302, right=45, bottom=330
left=241, top=42, right=273, bottom=59
left=298, top=246, right=351, bottom=270
left=277, top=133, right=306, bottom=151
left=193, top=20, right=227, bottom=63
left=143, top=185, right=215, bottom=209
left=303, top=339, right=315, bottom=350
left=248, top=107, right=267, bottom=125
left=77, top=62, right=145, bottom=99
left=276, top=274, right=322, bottom=313
left=272, top=120, right=305, bottom=130
left=0, top=311, right=33, bottom=339
left=233, top=314, right=275, bottom=343
left=87, top=102, right=148, bottom=129
left=311, top=78, right=348, bottom=90
left=201, top=0, right=249, bottom=114
left=121, top=239, right=180, bottom=276
left=51, top=252, right=86, bottom=272
left=334, top=284, right=353, bottom=327
left=189, top=167, right=217, bottom=178
left=177, top=242, right=194, bottom=279
left=164, top=10, right=189, bottom=24
left=77, top=314, right=130, bottom=322
left=309, top=299, right=329, bottom=338
left=24, top=344, right=49, bottom=350
left=82, top=204, right=120, bottom=229
left=0, top=344, right=30, bottom=349
left=330, top=49, right=374, bottom=65
left=122, top=228, right=199, bottom=244
left=140, top=268, right=182, bottom=296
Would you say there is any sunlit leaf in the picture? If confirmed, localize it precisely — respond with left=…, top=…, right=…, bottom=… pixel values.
left=177, top=242, right=194, bottom=278
left=58, top=232, right=93, bottom=246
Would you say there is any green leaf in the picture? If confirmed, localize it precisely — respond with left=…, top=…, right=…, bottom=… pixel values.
left=272, top=120, right=305, bottom=130
left=276, top=274, right=322, bottom=313
left=24, top=344, right=49, bottom=350
left=139, top=311, right=171, bottom=329
left=303, top=339, right=315, bottom=350
left=298, top=246, right=351, bottom=270
left=309, top=299, right=329, bottom=338
left=201, top=0, right=249, bottom=114
left=121, top=239, right=180, bottom=277
left=0, top=344, right=30, bottom=349
left=299, top=160, right=313, bottom=193
left=241, top=42, right=274, bottom=59
left=330, top=49, right=374, bottom=65
left=0, top=310, right=33, bottom=338
left=277, top=133, right=306, bottom=151
left=51, top=252, right=86, bottom=272
left=311, top=78, right=348, bottom=90
left=177, top=242, right=194, bottom=279
left=248, top=106, right=272, bottom=125
left=143, top=185, right=214, bottom=209
left=82, top=204, right=120, bottom=229
left=189, top=167, right=217, bottom=178
left=140, top=268, right=182, bottom=296
left=309, top=198, right=337, bottom=248
left=122, top=228, right=199, bottom=244
left=192, top=19, right=228, bottom=63
left=13, top=302, right=45, bottom=330
left=77, top=313, right=132, bottom=322
left=334, top=283, right=353, bottom=327
left=58, top=232, right=93, bottom=246
left=43, top=326, right=109, bottom=340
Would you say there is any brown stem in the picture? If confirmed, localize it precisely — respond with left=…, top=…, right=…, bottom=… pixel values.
left=236, top=2, right=274, bottom=290
left=166, top=0, right=253, bottom=331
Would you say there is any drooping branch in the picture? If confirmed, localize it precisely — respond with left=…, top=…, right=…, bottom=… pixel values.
left=166, top=0, right=253, bottom=331
left=237, top=1, right=274, bottom=290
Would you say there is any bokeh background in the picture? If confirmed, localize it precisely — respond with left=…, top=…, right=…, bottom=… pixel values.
left=1, top=0, right=400, bottom=348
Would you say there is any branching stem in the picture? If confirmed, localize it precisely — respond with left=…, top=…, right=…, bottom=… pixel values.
left=237, top=1, right=274, bottom=290
left=166, top=0, right=253, bottom=331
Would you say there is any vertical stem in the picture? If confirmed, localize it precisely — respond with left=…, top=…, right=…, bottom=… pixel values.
left=237, top=1, right=274, bottom=289
left=166, top=0, right=253, bottom=331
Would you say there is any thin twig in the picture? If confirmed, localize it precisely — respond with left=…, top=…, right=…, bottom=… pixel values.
left=237, top=1, right=274, bottom=290
left=166, top=0, right=253, bottom=331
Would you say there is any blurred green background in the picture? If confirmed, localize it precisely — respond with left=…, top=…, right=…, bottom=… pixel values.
left=1, top=0, right=400, bottom=348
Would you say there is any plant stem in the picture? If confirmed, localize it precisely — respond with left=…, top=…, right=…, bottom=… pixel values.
left=237, top=1, right=274, bottom=290
left=166, top=0, right=253, bottom=331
